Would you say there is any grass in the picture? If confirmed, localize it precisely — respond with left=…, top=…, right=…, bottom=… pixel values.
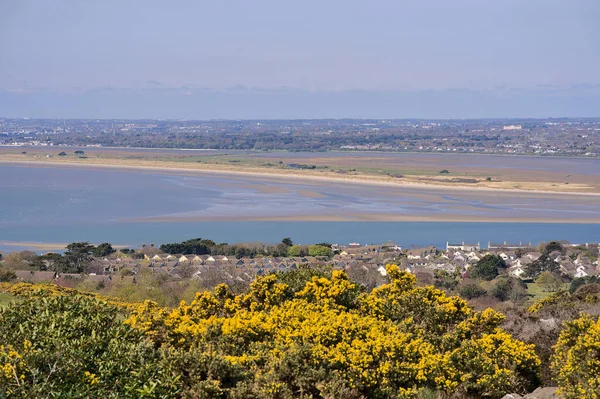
left=526, top=282, right=570, bottom=303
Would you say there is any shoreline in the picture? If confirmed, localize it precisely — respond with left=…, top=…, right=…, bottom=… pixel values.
left=2, top=157, right=599, bottom=197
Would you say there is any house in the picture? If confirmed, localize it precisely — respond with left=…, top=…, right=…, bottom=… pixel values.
left=446, top=242, right=480, bottom=252
left=508, top=265, right=526, bottom=278
left=54, top=273, right=84, bottom=288
left=498, top=251, right=517, bottom=261
left=453, top=254, right=465, bottom=262
left=179, top=255, right=189, bottom=263
left=85, top=274, right=112, bottom=287
left=559, top=261, right=577, bottom=277
left=31, top=271, right=57, bottom=283
left=139, top=244, right=163, bottom=256
left=512, top=257, right=533, bottom=268
left=488, top=241, right=532, bottom=251
left=525, top=252, right=542, bottom=262
left=348, top=242, right=361, bottom=248
left=14, top=270, right=33, bottom=282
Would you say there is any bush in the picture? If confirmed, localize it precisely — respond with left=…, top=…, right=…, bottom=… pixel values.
left=459, top=283, right=487, bottom=299
left=552, top=314, right=600, bottom=398
left=0, top=267, right=541, bottom=398
left=0, top=295, right=177, bottom=397
left=492, top=277, right=528, bottom=302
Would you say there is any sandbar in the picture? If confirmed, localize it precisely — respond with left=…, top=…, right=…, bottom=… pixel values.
left=1, top=156, right=599, bottom=197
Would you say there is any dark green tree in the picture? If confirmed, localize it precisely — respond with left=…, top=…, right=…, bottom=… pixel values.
left=467, top=255, right=505, bottom=281
left=491, top=277, right=528, bottom=302
left=543, top=241, right=563, bottom=255
left=92, top=243, right=115, bottom=257
left=33, top=253, right=69, bottom=272
left=64, top=242, right=94, bottom=273
left=525, top=254, right=559, bottom=279
left=459, top=283, right=487, bottom=300
left=281, top=237, right=293, bottom=247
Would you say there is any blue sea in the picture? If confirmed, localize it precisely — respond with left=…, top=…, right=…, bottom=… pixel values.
left=1, top=163, right=598, bottom=252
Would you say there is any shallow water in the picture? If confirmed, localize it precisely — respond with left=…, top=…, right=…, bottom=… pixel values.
left=1, top=164, right=599, bottom=251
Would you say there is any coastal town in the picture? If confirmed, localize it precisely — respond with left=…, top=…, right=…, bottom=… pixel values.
left=3, top=239, right=598, bottom=299
left=1, top=117, right=599, bottom=157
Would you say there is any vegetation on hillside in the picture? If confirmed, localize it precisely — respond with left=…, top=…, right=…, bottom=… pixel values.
left=0, top=266, right=545, bottom=398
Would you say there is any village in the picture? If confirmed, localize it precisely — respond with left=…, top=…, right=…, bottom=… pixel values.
left=5, top=239, right=599, bottom=293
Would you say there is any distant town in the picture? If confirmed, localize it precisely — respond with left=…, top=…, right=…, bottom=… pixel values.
left=1, top=117, right=599, bottom=157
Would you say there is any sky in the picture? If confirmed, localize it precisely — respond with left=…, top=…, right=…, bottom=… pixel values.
left=1, top=0, right=599, bottom=118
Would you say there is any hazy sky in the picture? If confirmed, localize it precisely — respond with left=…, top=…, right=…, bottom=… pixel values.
left=1, top=0, right=599, bottom=118
left=2, top=0, right=599, bottom=92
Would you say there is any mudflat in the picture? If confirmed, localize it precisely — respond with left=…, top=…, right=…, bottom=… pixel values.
left=1, top=147, right=599, bottom=195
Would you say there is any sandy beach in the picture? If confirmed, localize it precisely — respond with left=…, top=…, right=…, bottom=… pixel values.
left=0, top=241, right=69, bottom=251
left=1, top=155, right=599, bottom=197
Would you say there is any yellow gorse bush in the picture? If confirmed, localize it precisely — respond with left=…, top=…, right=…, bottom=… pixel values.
left=0, top=281, right=136, bottom=310
left=552, top=314, right=600, bottom=399
left=123, top=264, right=540, bottom=398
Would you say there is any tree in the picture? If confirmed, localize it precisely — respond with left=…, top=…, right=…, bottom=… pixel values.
left=160, top=238, right=215, bottom=255
left=491, top=277, right=528, bottom=302
left=2, top=251, right=38, bottom=269
left=92, top=243, right=115, bottom=257
left=0, top=269, right=15, bottom=282
left=525, top=254, right=559, bottom=279
left=434, top=268, right=461, bottom=290
left=569, top=276, right=600, bottom=294
left=535, top=271, right=563, bottom=292
left=543, top=241, right=563, bottom=255
left=58, top=151, right=67, bottom=156
left=459, top=283, right=487, bottom=299
left=64, top=242, right=94, bottom=273
left=467, top=255, right=505, bottom=280
left=287, top=245, right=303, bottom=257
left=308, top=245, right=331, bottom=257
left=33, top=253, right=69, bottom=272
left=281, top=237, right=293, bottom=247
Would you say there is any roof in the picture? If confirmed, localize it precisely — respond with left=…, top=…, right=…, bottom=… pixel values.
left=31, top=271, right=56, bottom=283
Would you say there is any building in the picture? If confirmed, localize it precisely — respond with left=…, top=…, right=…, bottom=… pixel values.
left=446, top=241, right=480, bottom=252
left=488, top=241, right=532, bottom=251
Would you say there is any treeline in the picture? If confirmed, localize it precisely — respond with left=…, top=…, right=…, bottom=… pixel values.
left=48, top=125, right=520, bottom=152
left=1, top=242, right=119, bottom=274
left=159, top=238, right=332, bottom=258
